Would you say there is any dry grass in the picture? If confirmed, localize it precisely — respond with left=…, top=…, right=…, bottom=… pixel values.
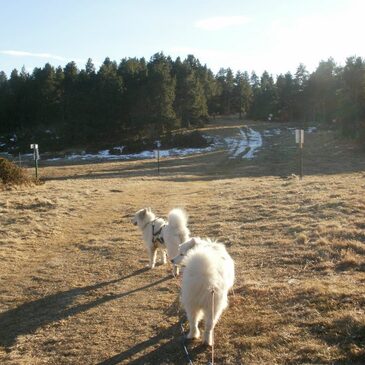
left=0, top=158, right=32, bottom=187
left=0, top=118, right=364, bottom=364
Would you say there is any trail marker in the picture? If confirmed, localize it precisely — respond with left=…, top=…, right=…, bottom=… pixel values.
left=155, top=140, right=161, bottom=175
left=30, top=143, right=40, bottom=179
left=295, top=130, right=304, bottom=179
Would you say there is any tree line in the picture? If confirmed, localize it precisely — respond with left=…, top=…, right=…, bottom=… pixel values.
left=0, top=53, right=364, bottom=152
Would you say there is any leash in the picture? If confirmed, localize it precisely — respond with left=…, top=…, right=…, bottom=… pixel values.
left=171, top=262, right=218, bottom=365
left=208, top=289, right=215, bottom=365
left=174, top=278, right=217, bottom=365
left=171, top=262, right=194, bottom=365
left=180, top=319, right=194, bottom=365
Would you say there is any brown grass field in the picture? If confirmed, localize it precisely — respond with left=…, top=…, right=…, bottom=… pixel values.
left=1, top=117, right=364, bottom=364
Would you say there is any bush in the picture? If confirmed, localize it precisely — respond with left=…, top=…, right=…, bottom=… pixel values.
left=121, top=131, right=209, bottom=154
left=0, top=158, right=30, bottom=185
left=167, top=131, right=209, bottom=149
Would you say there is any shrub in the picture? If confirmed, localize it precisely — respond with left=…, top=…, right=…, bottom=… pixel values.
left=0, top=158, right=30, bottom=185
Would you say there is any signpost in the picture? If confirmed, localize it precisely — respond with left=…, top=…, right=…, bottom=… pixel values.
left=30, top=144, right=40, bottom=179
left=155, top=140, right=161, bottom=175
left=295, top=130, right=304, bottom=179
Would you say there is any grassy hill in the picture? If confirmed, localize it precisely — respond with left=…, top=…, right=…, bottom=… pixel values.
left=0, top=117, right=364, bottom=364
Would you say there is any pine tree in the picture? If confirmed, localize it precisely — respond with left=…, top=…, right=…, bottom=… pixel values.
left=233, top=71, right=252, bottom=119
left=173, top=56, right=208, bottom=127
left=146, top=52, right=176, bottom=135
left=276, top=72, right=295, bottom=121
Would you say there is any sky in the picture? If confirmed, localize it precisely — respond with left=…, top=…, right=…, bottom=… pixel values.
left=1, top=0, right=365, bottom=78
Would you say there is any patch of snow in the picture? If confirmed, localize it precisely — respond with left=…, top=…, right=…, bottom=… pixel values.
left=9, top=133, right=17, bottom=142
left=45, top=145, right=215, bottom=162
left=288, top=126, right=317, bottom=134
left=244, top=128, right=262, bottom=159
left=224, top=127, right=263, bottom=160
left=263, top=128, right=281, bottom=137
left=112, top=146, right=124, bottom=153
left=46, top=157, right=62, bottom=161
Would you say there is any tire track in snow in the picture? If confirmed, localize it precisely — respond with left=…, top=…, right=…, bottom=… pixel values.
left=225, top=127, right=263, bottom=159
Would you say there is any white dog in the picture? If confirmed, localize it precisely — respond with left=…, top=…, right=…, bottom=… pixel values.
left=171, top=237, right=235, bottom=346
left=132, top=207, right=190, bottom=274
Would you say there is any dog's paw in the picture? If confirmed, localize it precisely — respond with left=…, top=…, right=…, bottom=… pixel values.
left=203, top=341, right=213, bottom=347
left=184, top=335, right=200, bottom=343
left=186, top=331, right=200, bottom=340
left=203, top=334, right=213, bottom=347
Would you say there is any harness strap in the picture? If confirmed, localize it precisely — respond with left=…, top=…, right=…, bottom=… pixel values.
left=151, top=218, right=166, bottom=245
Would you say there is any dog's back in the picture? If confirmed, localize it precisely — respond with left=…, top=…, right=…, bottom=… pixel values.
left=180, top=241, right=235, bottom=345
left=181, top=244, right=234, bottom=312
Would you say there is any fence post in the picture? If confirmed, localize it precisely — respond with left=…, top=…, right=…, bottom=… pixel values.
left=295, top=130, right=304, bottom=179
left=30, top=144, right=39, bottom=179
left=155, top=140, right=161, bottom=176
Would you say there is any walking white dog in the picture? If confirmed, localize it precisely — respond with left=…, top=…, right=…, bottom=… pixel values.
left=132, top=207, right=190, bottom=274
left=171, top=237, right=235, bottom=346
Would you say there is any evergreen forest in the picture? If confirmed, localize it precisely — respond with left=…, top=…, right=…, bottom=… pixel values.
left=0, top=53, right=364, bottom=152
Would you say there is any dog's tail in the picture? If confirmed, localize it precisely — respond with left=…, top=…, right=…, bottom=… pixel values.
left=168, top=208, right=188, bottom=230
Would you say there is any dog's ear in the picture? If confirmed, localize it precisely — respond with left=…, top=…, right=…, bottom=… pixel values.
left=140, top=208, right=147, bottom=217
left=147, top=207, right=151, bottom=212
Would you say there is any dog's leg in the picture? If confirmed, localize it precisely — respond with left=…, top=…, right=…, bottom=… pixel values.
left=161, top=250, right=167, bottom=264
left=173, top=264, right=179, bottom=276
left=186, top=308, right=201, bottom=340
left=203, top=313, right=214, bottom=346
left=149, top=247, right=157, bottom=269
left=204, top=297, right=224, bottom=346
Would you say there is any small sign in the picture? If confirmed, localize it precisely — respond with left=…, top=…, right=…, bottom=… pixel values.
left=30, top=143, right=40, bottom=178
left=156, top=140, right=161, bottom=148
left=295, top=130, right=304, bottom=145
left=30, top=144, right=40, bottom=161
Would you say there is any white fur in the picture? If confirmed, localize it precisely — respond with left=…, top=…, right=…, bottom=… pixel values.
left=171, top=237, right=235, bottom=346
left=132, top=207, right=190, bottom=274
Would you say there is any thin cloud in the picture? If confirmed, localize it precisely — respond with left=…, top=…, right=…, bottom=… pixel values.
left=0, top=50, right=85, bottom=64
left=195, top=16, right=250, bottom=31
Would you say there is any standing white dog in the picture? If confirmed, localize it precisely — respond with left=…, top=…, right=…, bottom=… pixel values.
left=132, top=207, right=190, bottom=274
left=171, top=237, right=235, bottom=346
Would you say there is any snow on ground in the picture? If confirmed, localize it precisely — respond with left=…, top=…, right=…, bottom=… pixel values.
left=263, top=128, right=282, bottom=137
left=45, top=145, right=216, bottom=162
left=288, top=126, right=317, bottom=134
left=225, top=127, right=263, bottom=159
left=1, top=125, right=317, bottom=164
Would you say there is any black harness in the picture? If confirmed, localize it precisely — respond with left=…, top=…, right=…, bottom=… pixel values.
left=151, top=218, right=166, bottom=246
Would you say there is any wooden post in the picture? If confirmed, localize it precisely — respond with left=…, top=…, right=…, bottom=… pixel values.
left=295, top=130, right=304, bottom=179
left=155, top=140, right=161, bottom=176
left=30, top=144, right=39, bottom=179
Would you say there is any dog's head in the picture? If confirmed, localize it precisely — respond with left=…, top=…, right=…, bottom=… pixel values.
left=171, top=237, right=202, bottom=265
left=131, top=207, right=153, bottom=227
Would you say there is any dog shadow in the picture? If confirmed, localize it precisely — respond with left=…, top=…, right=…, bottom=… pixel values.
left=0, top=267, right=169, bottom=349
left=97, top=321, right=209, bottom=365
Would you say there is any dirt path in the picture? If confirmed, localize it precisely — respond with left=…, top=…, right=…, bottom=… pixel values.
left=1, top=118, right=364, bottom=364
